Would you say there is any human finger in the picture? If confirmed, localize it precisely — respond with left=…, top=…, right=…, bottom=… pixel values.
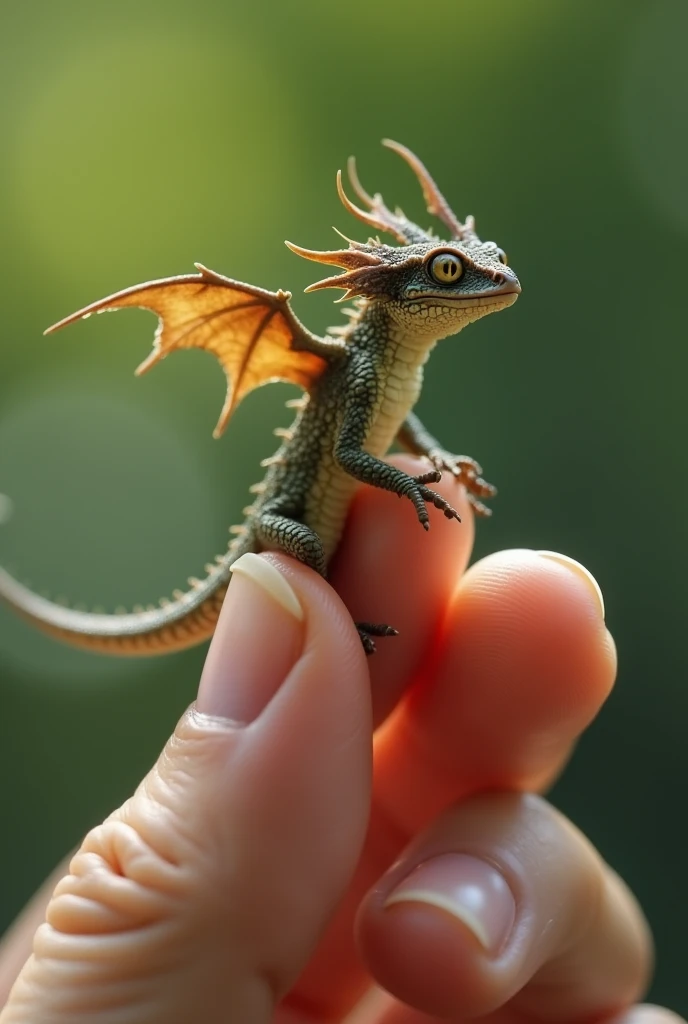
left=0, top=856, right=72, bottom=1008
left=0, top=554, right=371, bottom=1024
left=281, top=550, right=617, bottom=1020
left=357, top=792, right=652, bottom=1022
left=373, top=548, right=616, bottom=836
left=356, top=999, right=686, bottom=1024
left=330, top=454, right=475, bottom=724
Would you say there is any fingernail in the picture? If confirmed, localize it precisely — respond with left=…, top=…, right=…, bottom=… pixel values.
left=384, top=854, right=515, bottom=954
left=197, top=553, right=304, bottom=724
left=537, top=551, right=605, bottom=620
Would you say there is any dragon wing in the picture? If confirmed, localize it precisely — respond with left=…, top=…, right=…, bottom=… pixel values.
left=45, top=263, right=328, bottom=437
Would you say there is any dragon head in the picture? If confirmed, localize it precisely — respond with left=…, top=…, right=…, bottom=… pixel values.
left=286, top=140, right=520, bottom=341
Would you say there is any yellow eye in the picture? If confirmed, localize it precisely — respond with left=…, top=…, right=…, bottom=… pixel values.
left=428, top=252, right=464, bottom=285
left=498, top=249, right=508, bottom=265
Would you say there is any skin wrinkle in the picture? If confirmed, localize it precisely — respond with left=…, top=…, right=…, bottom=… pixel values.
left=116, top=728, right=247, bottom=884
left=93, top=818, right=185, bottom=886
left=52, top=863, right=164, bottom=931
left=11, top=745, right=295, bottom=1021
left=44, top=834, right=184, bottom=953
left=27, top=931, right=272, bottom=1024
left=32, top=918, right=177, bottom=972
left=9, top=955, right=155, bottom=1019
left=48, top=894, right=157, bottom=937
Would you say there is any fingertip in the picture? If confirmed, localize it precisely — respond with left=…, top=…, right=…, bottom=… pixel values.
left=357, top=851, right=518, bottom=1018
left=259, top=551, right=368, bottom=688
left=537, top=550, right=605, bottom=620
left=357, top=898, right=505, bottom=1019
left=356, top=808, right=521, bottom=1020
left=357, top=792, right=653, bottom=1023
left=198, top=550, right=368, bottom=727
left=180, top=554, right=374, bottom=920
left=446, top=547, right=617, bottom=734
left=197, top=554, right=306, bottom=723
left=372, top=548, right=619, bottom=836
left=532, top=549, right=617, bottom=694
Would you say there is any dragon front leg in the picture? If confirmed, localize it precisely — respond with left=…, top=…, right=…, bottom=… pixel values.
left=256, top=506, right=328, bottom=577
left=397, top=411, right=497, bottom=517
left=334, top=411, right=462, bottom=531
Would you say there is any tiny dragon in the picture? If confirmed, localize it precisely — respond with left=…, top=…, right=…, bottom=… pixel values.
left=0, top=141, right=520, bottom=655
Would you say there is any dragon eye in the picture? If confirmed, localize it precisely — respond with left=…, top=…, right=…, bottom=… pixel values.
left=497, top=249, right=508, bottom=265
left=428, top=252, right=464, bottom=285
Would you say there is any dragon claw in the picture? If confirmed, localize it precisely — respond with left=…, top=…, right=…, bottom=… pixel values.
left=428, top=450, right=496, bottom=507
left=356, top=621, right=399, bottom=655
left=413, top=469, right=443, bottom=486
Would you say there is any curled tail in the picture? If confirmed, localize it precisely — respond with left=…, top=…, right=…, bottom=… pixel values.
left=0, top=523, right=250, bottom=655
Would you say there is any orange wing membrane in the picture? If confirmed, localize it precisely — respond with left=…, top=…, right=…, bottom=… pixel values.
left=45, top=263, right=327, bottom=437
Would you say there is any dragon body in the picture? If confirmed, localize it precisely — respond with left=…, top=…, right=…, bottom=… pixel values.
left=0, top=141, right=520, bottom=655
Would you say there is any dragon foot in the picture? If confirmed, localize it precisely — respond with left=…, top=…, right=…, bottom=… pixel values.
left=356, top=621, right=399, bottom=656
left=404, top=469, right=462, bottom=530
left=428, top=451, right=497, bottom=518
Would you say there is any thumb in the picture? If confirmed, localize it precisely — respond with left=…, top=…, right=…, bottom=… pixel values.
left=1, top=554, right=372, bottom=1024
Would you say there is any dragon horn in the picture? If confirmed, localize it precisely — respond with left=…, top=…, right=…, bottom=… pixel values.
left=335, top=169, right=411, bottom=245
left=303, top=259, right=399, bottom=301
left=382, top=138, right=475, bottom=241
left=285, top=240, right=383, bottom=270
left=346, top=155, right=376, bottom=207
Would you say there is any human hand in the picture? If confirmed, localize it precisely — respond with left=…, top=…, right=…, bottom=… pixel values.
left=0, top=456, right=681, bottom=1024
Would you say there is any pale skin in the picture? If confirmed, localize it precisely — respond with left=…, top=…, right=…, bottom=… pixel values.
left=0, top=459, right=682, bottom=1024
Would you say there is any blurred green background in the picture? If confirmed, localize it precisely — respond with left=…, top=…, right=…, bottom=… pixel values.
left=1, top=0, right=686, bottom=1011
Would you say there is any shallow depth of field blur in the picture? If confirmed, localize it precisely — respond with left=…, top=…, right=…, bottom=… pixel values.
left=1, top=0, right=686, bottom=1008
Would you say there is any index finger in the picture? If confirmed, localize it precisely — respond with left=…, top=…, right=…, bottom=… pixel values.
left=286, top=496, right=616, bottom=1021
left=373, top=547, right=616, bottom=835
left=330, top=454, right=476, bottom=723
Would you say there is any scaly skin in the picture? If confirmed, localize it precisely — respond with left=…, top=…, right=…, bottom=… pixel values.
left=0, top=141, right=521, bottom=655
